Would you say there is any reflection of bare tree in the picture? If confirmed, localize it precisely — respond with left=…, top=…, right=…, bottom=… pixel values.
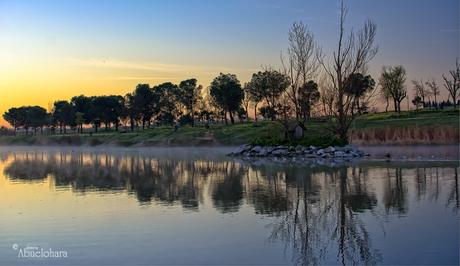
left=447, top=167, right=459, bottom=210
left=383, top=167, right=408, bottom=215
left=415, top=167, right=427, bottom=200
left=335, top=167, right=380, bottom=266
left=266, top=166, right=380, bottom=266
left=3, top=151, right=459, bottom=264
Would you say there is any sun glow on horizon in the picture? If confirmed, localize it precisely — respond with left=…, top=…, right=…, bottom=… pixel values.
left=0, top=0, right=457, bottom=127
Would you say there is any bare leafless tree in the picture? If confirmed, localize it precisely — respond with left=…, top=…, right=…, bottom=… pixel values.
left=425, top=79, right=440, bottom=105
left=412, top=79, right=429, bottom=104
left=281, top=21, right=319, bottom=121
left=318, top=75, right=335, bottom=116
left=317, top=0, right=378, bottom=142
left=442, top=58, right=460, bottom=108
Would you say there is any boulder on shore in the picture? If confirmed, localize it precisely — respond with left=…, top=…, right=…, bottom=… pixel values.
left=228, top=144, right=369, bottom=160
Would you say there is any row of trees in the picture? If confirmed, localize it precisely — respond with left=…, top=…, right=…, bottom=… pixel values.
left=3, top=1, right=459, bottom=142
left=411, top=60, right=460, bottom=110
left=3, top=79, right=209, bottom=135
left=379, top=60, right=460, bottom=113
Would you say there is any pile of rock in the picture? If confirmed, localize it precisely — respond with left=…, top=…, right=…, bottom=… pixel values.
left=228, top=144, right=369, bottom=160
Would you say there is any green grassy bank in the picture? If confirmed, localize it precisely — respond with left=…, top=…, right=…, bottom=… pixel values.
left=0, top=109, right=458, bottom=147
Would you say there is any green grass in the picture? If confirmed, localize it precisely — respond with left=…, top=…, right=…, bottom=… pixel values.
left=352, top=109, right=459, bottom=129
left=0, top=109, right=457, bottom=147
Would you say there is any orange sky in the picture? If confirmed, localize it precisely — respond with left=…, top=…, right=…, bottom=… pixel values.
left=0, top=58, right=255, bottom=126
left=1, top=0, right=457, bottom=127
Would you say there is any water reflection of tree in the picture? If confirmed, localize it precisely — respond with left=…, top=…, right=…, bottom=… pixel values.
left=2, top=152, right=236, bottom=209
left=265, top=166, right=381, bottom=265
left=383, top=167, right=408, bottom=215
left=3, top=152, right=459, bottom=264
left=211, top=161, right=245, bottom=213
left=447, top=167, right=459, bottom=210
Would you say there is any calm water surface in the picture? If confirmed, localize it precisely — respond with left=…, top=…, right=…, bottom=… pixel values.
left=0, top=147, right=458, bottom=265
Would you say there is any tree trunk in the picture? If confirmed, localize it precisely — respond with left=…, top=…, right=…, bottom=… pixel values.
left=254, top=103, right=258, bottom=122
left=131, top=117, right=135, bottom=131
left=191, top=107, right=195, bottom=127
left=229, top=111, right=235, bottom=124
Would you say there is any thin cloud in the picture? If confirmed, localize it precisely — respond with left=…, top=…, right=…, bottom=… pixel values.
left=62, top=58, right=257, bottom=73
left=95, top=76, right=178, bottom=81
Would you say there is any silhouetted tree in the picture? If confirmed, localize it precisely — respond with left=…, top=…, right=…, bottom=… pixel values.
left=380, top=66, right=407, bottom=113
left=249, top=70, right=290, bottom=121
left=71, top=95, right=93, bottom=132
left=425, top=79, right=440, bottom=105
left=344, top=73, right=375, bottom=114
left=178, top=79, right=201, bottom=126
left=133, top=84, right=155, bottom=129
left=442, top=58, right=460, bottom=109
left=412, top=96, right=423, bottom=110
left=412, top=79, right=429, bottom=105
left=318, top=0, right=378, bottom=142
left=153, top=82, right=180, bottom=125
left=243, top=81, right=264, bottom=122
left=281, top=21, right=319, bottom=120
left=298, top=80, right=320, bottom=121
left=28, top=106, right=48, bottom=134
left=53, top=100, right=76, bottom=134
left=3, top=108, right=22, bottom=135
left=209, top=73, right=244, bottom=124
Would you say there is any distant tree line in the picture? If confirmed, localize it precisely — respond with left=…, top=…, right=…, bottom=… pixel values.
left=2, top=0, right=459, bottom=142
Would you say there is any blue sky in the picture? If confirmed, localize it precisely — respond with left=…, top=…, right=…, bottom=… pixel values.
left=0, top=0, right=458, bottom=120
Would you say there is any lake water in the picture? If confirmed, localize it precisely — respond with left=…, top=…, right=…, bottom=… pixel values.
left=0, top=147, right=458, bottom=265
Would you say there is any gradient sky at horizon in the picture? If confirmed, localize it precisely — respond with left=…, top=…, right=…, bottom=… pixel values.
left=0, top=0, right=458, bottom=126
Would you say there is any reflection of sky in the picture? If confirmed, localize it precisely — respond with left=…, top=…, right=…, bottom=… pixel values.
left=0, top=149, right=458, bottom=264
left=0, top=0, right=458, bottom=125
left=363, top=168, right=459, bottom=265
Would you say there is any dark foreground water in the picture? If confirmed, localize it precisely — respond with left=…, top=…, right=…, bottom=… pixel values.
left=0, top=147, right=458, bottom=265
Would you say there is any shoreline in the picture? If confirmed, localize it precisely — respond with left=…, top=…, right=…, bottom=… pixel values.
left=0, top=144, right=458, bottom=161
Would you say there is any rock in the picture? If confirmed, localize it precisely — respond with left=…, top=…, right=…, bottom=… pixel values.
left=324, top=146, right=336, bottom=153
left=272, top=148, right=289, bottom=156
left=228, top=144, right=368, bottom=163
left=234, top=144, right=252, bottom=154
left=258, top=147, right=271, bottom=157
left=251, top=146, right=263, bottom=153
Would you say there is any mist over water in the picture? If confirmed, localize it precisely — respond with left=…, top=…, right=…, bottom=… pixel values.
left=0, top=147, right=458, bottom=265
